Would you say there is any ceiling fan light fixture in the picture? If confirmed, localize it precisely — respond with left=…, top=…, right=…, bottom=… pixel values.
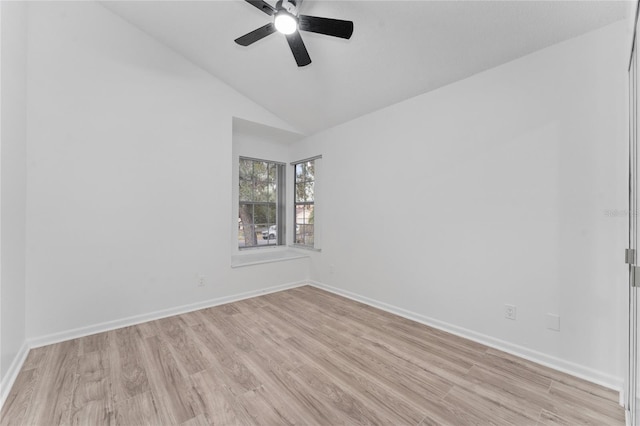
left=274, top=12, right=297, bottom=35
left=235, top=0, right=354, bottom=67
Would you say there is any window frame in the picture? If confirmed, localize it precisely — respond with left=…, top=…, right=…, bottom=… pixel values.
left=292, top=156, right=319, bottom=249
left=238, top=156, right=286, bottom=250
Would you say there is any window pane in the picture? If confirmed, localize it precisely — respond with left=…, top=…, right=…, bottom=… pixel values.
left=239, top=159, right=254, bottom=180
left=295, top=219, right=303, bottom=244
left=268, top=163, right=277, bottom=182
left=293, top=159, right=315, bottom=247
left=294, top=161, right=314, bottom=182
left=239, top=203, right=258, bottom=248
left=302, top=224, right=314, bottom=246
left=294, top=204, right=314, bottom=245
left=295, top=182, right=314, bottom=202
left=304, top=204, right=314, bottom=224
left=239, top=158, right=283, bottom=249
left=268, top=204, right=276, bottom=224
left=238, top=219, right=245, bottom=247
left=266, top=183, right=276, bottom=203
left=254, top=180, right=270, bottom=202
left=295, top=223, right=314, bottom=245
left=295, top=182, right=304, bottom=202
left=239, top=179, right=253, bottom=202
left=295, top=163, right=305, bottom=183
left=304, top=182, right=314, bottom=202
left=253, top=204, right=272, bottom=224
left=306, top=161, right=315, bottom=179
left=254, top=161, right=269, bottom=181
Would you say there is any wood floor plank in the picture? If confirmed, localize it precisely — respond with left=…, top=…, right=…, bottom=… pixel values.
left=478, top=348, right=556, bottom=388
left=245, top=302, right=422, bottom=424
left=261, top=298, right=359, bottom=351
left=287, top=288, right=478, bottom=375
left=235, top=384, right=303, bottom=426
left=289, top=362, right=391, bottom=425
left=156, top=316, right=211, bottom=375
left=444, top=385, right=538, bottom=426
left=454, top=365, right=544, bottom=423
left=1, top=285, right=624, bottom=425
left=256, top=301, right=456, bottom=419
left=285, top=337, right=426, bottom=425
left=357, top=332, right=472, bottom=386
left=81, top=332, right=109, bottom=355
left=190, top=368, right=255, bottom=426
left=139, top=335, right=203, bottom=424
left=289, top=292, right=473, bottom=383
left=109, top=326, right=150, bottom=402
left=537, top=409, right=573, bottom=425
left=225, top=309, right=306, bottom=372
left=20, top=346, right=48, bottom=371
left=189, top=320, right=262, bottom=396
left=22, top=339, right=80, bottom=425
left=462, top=365, right=552, bottom=416
left=0, top=369, right=37, bottom=426
left=484, top=347, right=618, bottom=403
left=113, top=391, right=163, bottom=426
left=179, top=413, right=210, bottom=426
left=547, top=381, right=624, bottom=424
left=232, top=296, right=269, bottom=313
left=178, top=310, right=205, bottom=328
left=197, top=308, right=338, bottom=425
left=202, top=308, right=258, bottom=355
left=136, top=320, right=160, bottom=339
left=68, top=350, right=114, bottom=425
left=245, top=360, right=344, bottom=425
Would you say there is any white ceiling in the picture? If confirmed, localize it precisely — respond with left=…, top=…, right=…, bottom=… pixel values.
left=101, top=0, right=631, bottom=135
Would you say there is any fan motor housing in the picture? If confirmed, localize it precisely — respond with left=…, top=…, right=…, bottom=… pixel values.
left=276, top=0, right=301, bottom=15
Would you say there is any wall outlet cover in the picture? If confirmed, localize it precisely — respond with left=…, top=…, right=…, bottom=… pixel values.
left=546, top=313, right=560, bottom=331
left=505, top=304, right=516, bottom=320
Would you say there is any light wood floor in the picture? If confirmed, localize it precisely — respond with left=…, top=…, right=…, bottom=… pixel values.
left=1, top=286, right=624, bottom=425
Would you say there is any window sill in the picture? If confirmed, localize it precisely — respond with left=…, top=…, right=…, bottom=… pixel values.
left=289, top=244, right=322, bottom=252
left=231, top=249, right=310, bottom=268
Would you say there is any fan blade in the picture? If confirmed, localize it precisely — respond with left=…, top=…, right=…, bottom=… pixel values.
left=299, top=15, right=353, bottom=39
left=244, top=0, right=276, bottom=16
left=285, top=30, right=311, bottom=67
left=235, top=23, right=277, bottom=46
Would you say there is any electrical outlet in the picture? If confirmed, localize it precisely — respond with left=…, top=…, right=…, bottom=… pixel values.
left=197, top=275, right=205, bottom=287
left=330, top=264, right=335, bottom=274
left=505, top=304, right=516, bottom=320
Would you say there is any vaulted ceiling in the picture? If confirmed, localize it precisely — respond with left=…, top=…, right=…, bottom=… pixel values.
left=101, top=1, right=631, bottom=135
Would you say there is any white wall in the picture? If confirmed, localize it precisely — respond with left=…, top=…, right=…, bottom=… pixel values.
left=25, top=1, right=308, bottom=341
left=1, top=0, right=28, bottom=395
left=291, top=21, right=629, bottom=388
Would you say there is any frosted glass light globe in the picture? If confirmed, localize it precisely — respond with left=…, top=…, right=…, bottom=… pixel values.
left=275, top=13, right=297, bottom=35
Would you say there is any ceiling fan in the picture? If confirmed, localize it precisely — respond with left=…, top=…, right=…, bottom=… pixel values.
left=234, top=0, right=354, bottom=67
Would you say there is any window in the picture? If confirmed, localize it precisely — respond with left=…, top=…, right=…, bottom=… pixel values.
left=294, top=159, right=315, bottom=247
left=238, top=157, right=285, bottom=249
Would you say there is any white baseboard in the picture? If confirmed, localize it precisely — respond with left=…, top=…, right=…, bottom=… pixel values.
left=309, top=281, right=624, bottom=393
left=28, top=281, right=308, bottom=349
left=0, top=340, right=29, bottom=410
